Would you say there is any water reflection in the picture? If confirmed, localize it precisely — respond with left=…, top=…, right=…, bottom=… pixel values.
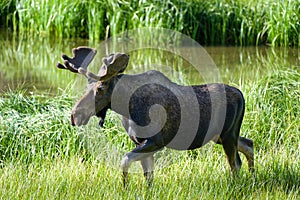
left=0, top=31, right=299, bottom=94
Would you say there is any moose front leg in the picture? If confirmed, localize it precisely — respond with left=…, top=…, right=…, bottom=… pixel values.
left=121, top=139, right=160, bottom=186
left=96, top=105, right=110, bottom=127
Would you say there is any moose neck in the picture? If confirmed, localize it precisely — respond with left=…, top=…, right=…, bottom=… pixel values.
left=110, top=74, right=137, bottom=119
left=109, top=70, right=172, bottom=119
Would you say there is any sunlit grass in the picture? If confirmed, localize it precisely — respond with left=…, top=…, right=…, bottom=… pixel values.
left=0, top=148, right=298, bottom=199
left=2, top=0, right=299, bottom=46
left=0, top=88, right=81, bottom=163
left=0, top=59, right=299, bottom=198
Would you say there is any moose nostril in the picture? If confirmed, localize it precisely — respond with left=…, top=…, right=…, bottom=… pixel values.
left=70, top=113, right=75, bottom=126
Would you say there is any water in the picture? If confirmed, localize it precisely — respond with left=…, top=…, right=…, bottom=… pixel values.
left=0, top=31, right=299, bottom=94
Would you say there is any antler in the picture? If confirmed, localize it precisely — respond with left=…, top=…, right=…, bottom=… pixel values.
left=78, top=53, right=130, bottom=82
left=57, top=46, right=97, bottom=73
left=98, top=53, right=129, bottom=81
left=57, top=47, right=129, bottom=82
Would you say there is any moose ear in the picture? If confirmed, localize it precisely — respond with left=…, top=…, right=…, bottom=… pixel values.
left=98, top=53, right=129, bottom=81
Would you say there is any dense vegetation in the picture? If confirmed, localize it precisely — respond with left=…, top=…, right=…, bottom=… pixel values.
left=1, top=0, right=299, bottom=46
left=0, top=59, right=299, bottom=199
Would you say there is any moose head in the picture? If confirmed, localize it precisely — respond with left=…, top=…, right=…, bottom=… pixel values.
left=57, top=47, right=129, bottom=126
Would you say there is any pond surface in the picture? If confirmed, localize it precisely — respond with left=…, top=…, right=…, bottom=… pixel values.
left=0, top=30, right=299, bottom=95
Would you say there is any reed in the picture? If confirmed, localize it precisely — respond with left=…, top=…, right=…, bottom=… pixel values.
left=2, top=0, right=299, bottom=46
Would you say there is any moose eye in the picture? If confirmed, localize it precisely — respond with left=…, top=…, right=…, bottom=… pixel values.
left=97, top=84, right=106, bottom=92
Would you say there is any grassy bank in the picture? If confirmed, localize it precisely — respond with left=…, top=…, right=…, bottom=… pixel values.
left=0, top=63, right=299, bottom=198
left=1, top=0, right=299, bottom=46
left=0, top=154, right=298, bottom=199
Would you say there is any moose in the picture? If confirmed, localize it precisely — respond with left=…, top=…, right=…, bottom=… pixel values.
left=57, top=47, right=254, bottom=185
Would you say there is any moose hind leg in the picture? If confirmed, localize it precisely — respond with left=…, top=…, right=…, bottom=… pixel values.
left=140, top=155, right=154, bottom=186
left=238, top=136, right=254, bottom=172
left=222, top=136, right=242, bottom=173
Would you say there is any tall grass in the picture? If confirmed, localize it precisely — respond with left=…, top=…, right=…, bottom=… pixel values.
left=0, top=56, right=299, bottom=198
left=244, top=68, right=300, bottom=149
left=220, top=48, right=300, bottom=150
left=0, top=89, right=81, bottom=163
left=2, top=0, right=299, bottom=46
left=0, top=153, right=299, bottom=199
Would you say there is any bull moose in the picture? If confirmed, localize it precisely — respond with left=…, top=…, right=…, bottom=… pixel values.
left=57, top=47, right=254, bottom=185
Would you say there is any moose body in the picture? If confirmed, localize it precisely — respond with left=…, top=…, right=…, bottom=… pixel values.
left=110, top=71, right=244, bottom=151
left=57, top=47, right=254, bottom=185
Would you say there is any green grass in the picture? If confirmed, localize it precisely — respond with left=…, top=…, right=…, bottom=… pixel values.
left=0, top=89, right=81, bottom=163
left=0, top=61, right=299, bottom=199
left=0, top=153, right=298, bottom=199
left=1, top=0, right=299, bottom=46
